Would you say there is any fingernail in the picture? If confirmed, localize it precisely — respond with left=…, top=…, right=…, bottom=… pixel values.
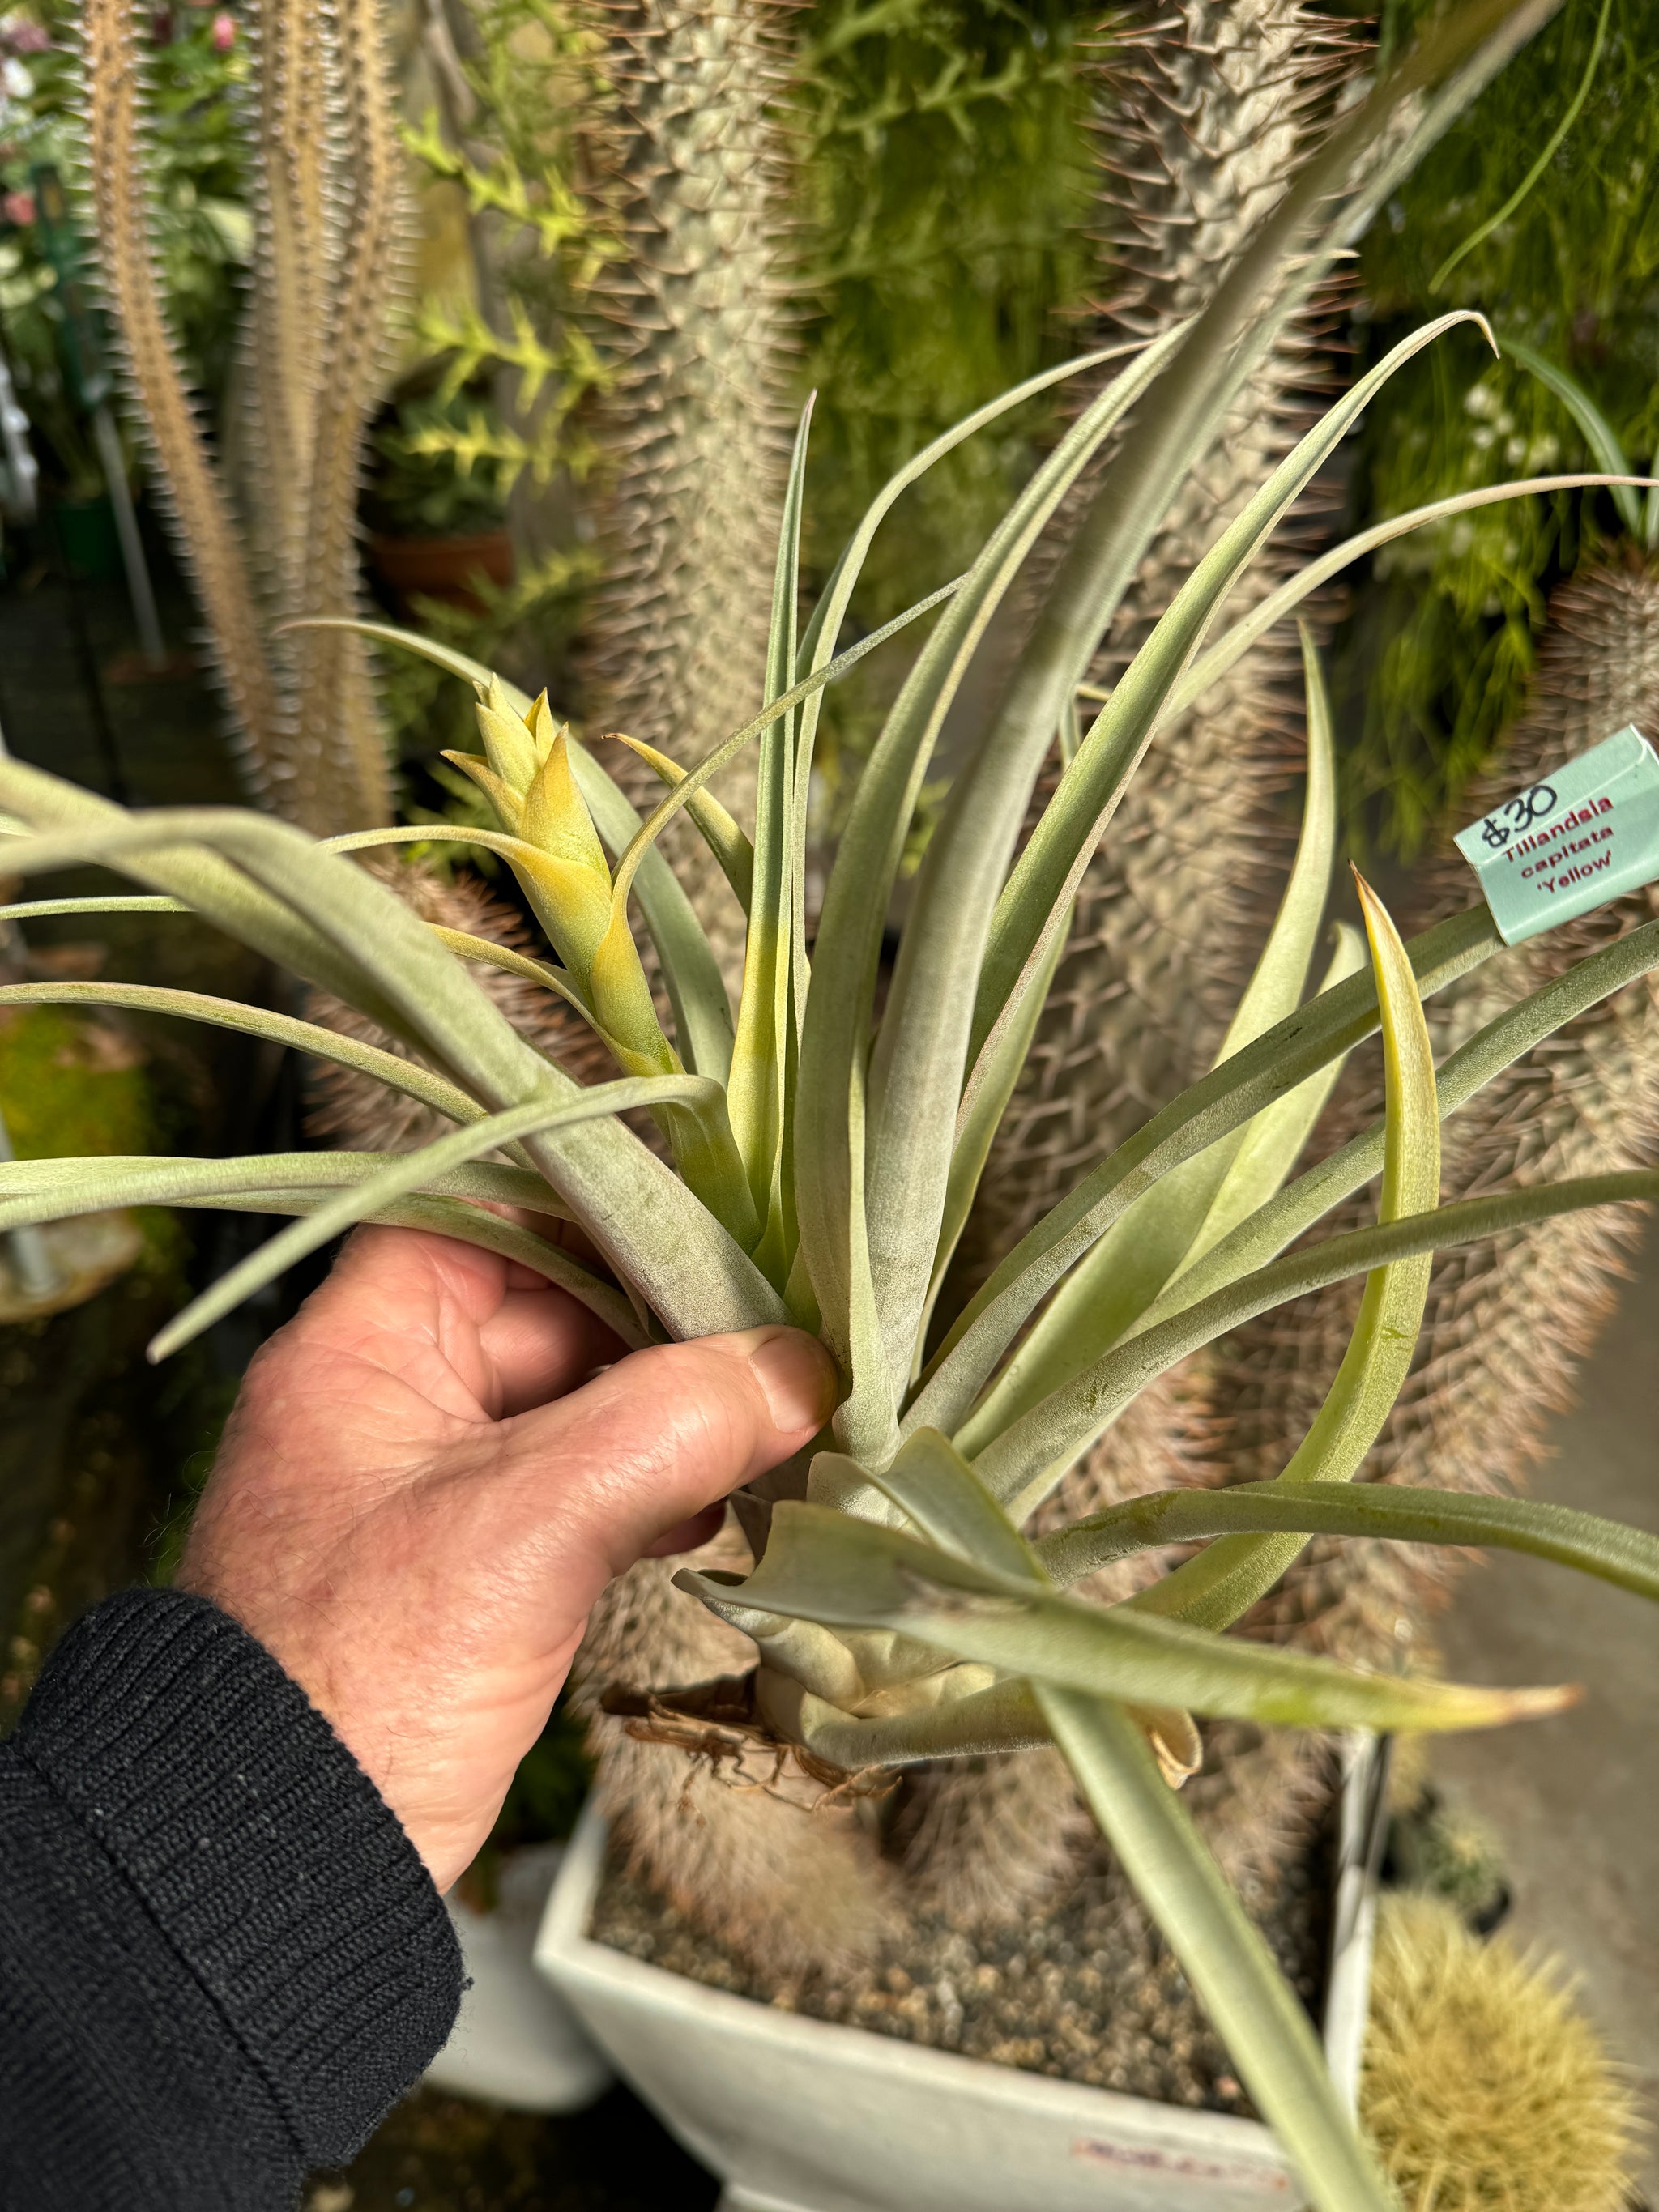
left=740, top=1327, right=839, bottom=1433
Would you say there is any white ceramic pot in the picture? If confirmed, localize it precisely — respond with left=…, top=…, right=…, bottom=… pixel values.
left=535, top=1739, right=1383, bottom=2212
left=425, top=1843, right=613, bottom=2112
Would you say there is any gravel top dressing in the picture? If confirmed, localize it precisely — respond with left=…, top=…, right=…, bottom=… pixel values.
left=591, top=1790, right=1335, bottom=2122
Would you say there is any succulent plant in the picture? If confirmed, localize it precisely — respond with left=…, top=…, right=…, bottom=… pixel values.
left=1360, top=1892, right=1643, bottom=2212
left=927, top=0, right=1366, bottom=1921
left=79, top=0, right=403, bottom=831
left=578, top=0, right=795, bottom=991
left=7, top=11, right=1655, bottom=2203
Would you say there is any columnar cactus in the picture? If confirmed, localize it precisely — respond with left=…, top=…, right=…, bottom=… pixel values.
left=959, top=0, right=1357, bottom=1274
left=579, top=0, right=793, bottom=987
left=79, top=0, right=402, bottom=831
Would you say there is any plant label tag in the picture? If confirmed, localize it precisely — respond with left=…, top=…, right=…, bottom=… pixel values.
left=1453, top=724, right=1659, bottom=945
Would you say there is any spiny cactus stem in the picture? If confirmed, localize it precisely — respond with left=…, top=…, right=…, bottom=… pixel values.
left=79, top=0, right=284, bottom=803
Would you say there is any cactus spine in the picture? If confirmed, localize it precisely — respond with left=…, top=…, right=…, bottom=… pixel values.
left=578, top=0, right=792, bottom=986
left=1361, top=1893, right=1643, bottom=2212
left=79, top=0, right=403, bottom=831
left=959, top=0, right=1354, bottom=1276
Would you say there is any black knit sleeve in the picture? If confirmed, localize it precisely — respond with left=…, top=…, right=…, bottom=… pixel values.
left=0, top=1588, right=463, bottom=2210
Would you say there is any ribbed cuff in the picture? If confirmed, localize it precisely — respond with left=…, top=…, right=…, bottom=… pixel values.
left=14, top=1588, right=463, bottom=2167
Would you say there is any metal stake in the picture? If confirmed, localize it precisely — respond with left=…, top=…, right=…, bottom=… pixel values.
left=91, top=402, right=166, bottom=669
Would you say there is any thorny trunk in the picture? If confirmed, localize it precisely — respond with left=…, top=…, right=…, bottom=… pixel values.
left=578, top=0, right=792, bottom=991
left=81, top=0, right=401, bottom=831
left=905, top=0, right=1361, bottom=1930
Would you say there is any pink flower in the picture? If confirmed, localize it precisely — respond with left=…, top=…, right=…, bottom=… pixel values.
left=3, top=189, right=34, bottom=226
left=1, top=19, right=50, bottom=53
left=210, top=8, right=234, bottom=46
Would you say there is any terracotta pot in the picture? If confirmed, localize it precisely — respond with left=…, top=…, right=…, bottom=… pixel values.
left=369, top=526, right=514, bottom=612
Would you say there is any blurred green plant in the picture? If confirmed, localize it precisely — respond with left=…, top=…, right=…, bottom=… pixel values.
left=1388, top=1786, right=1508, bottom=1929
left=0, top=1001, right=152, bottom=1159
left=0, top=6, right=248, bottom=491
left=1344, top=0, right=1659, bottom=850
left=795, top=0, right=1091, bottom=606
left=793, top=0, right=1093, bottom=794
left=369, top=388, right=516, bottom=539
left=393, top=0, right=617, bottom=765
left=399, top=0, right=618, bottom=502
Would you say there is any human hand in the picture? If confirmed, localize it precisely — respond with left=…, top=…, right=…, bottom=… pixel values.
left=177, top=1225, right=837, bottom=1892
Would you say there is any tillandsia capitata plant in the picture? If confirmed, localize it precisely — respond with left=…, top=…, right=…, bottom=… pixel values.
left=926, top=0, right=1368, bottom=1925
left=7, top=6, right=1659, bottom=2203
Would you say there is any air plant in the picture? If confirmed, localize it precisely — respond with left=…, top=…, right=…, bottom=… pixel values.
left=79, top=0, right=404, bottom=831
left=1209, top=343, right=1659, bottom=1677
left=6, top=11, right=1658, bottom=2205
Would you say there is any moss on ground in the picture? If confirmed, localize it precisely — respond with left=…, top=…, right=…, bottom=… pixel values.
left=0, top=1004, right=154, bottom=1160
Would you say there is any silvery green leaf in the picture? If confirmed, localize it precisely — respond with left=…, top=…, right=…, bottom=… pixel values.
left=680, top=1506, right=1572, bottom=1737
left=1038, top=1692, right=1399, bottom=2212
left=960, top=625, right=1343, bottom=1450
left=1038, top=1481, right=1659, bottom=1605
left=972, top=1170, right=1659, bottom=1522
left=0, top=978, right=490, bottom=1141
left=0, top=779, right=783, bottom=1336
left=1166, top=472, right=1651, bottom=722
left=970, top=314, right=1491, bottom=1088
left=906, top=907, right=1499, bottom=1447
left=147, top=1076, right=727, bottom=1359
left=1130, top=873, right=1441, bottom=1631
left=0, top=1154, right=643, bottom=1345
left=1135, top=915, right=1659, bottom=1339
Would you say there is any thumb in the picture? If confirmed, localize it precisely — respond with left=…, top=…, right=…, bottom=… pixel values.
left=500, top=1323, right=839, bottom=1584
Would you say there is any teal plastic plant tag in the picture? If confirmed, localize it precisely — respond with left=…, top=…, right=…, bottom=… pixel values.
left=1453, top=724, right=1659, bottom=946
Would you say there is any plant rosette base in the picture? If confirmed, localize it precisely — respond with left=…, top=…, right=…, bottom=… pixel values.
left=535, top=1769, right=1382, bottom=2212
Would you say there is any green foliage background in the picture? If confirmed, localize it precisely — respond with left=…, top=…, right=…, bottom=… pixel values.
left=1341, top=0, right=1659, bottom=851
left=390, top=0, right=1097, bottom=799
left=794, top=0, right=1094, bottom=612
left=787, top=0, right=1095, bottom=804
left=0, top=7, right=248, bottom=490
